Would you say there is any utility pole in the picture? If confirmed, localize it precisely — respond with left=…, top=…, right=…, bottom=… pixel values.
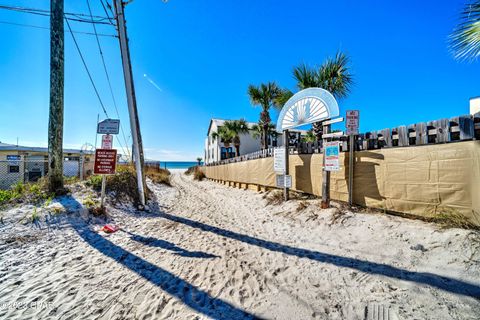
left=48, top=0, right=65, bottom=193
left=114, top=0, right=147, bottom=207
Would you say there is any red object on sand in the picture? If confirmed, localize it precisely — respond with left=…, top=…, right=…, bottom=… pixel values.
left=101, top=224, right=120, bottom=233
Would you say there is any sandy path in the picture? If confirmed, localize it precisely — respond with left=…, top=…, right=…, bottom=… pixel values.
left=0, top=172, right=479, bottom=319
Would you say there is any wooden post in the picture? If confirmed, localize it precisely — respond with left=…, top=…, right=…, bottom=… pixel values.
left=321, top=123, right=331, bottom=208
left=48, top=0, right=65, bottom=193
left=348, top=134, right=355, bottom=206
left=284, top=129, right=289, bottom=201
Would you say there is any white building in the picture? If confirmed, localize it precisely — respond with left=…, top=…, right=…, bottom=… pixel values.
left=204, top=118, right=306, bottom=164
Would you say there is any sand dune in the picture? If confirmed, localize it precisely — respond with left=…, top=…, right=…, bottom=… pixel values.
left=0, top=172, right=479, bottom=319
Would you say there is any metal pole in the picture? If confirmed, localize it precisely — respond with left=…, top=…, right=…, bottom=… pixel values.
left=48, top=0, right=65, bottom=193
left=100, top=175, right=106, bottom=208
left=348, top=134, right=355, bottom=206
left=321, top=123, right=331, bottom=208
left=114, top=0, right=146, bottom=207
left=284, top=129, right=289, bottom=201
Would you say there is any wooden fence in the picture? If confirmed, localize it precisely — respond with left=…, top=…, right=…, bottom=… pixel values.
left=207, top=112, right=480, bottom=166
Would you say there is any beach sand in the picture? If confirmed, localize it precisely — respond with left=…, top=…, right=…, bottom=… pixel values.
left=0, top=172, right=479, bottom=319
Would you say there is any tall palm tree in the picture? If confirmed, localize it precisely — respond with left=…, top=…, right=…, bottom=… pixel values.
left=302, top=129, right=317, bottom=143
left=292, top=51, right=354, bottom=140
left=450, top=1, right=480, bottom=61
left=247, top=82, right=283, bottom=149
left=196, top=157, right=202, bottom=166
left=223, top=119, right=249, bottom=156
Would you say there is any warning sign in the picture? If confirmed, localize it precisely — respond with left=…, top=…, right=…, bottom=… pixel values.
left=324, top=141, right=340, bottom=171
left=94, top=149, right=117, bottom=175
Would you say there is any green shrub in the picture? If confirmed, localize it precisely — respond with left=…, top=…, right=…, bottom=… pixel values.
left=146, top=167, right=171, bottom=186
left=86, top=175, right=103, bottom=190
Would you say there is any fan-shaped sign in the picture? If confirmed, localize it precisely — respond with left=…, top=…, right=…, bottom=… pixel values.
left=276, top=88, right=339, bottom=132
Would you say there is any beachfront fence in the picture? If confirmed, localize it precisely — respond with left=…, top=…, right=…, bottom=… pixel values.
left=202, top=113, right=480, bottom=226
left=0, top=156, right=94, bottom=190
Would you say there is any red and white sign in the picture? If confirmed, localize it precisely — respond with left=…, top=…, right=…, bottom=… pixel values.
left=94, top=149, right=117, bottom=175
left=346, top=110, right=359, bottom=135
left=101, top=134, right=113, bottom=149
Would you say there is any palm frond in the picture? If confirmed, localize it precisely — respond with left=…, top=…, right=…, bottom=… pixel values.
left=317, top=51, right=354, bottom=99
left=450, top=1, right=480, bottom=61
left=293, top=63, right=317, bottom=89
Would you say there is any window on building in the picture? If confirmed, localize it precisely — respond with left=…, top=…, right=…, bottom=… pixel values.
left=8, top=165, right=20, bottom=173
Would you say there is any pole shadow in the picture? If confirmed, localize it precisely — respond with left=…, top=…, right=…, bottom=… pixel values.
left=65, top=198, right=260, bottom=319
left=156, top=211, right=480, bottom=299
left=125, top=230, right=219, bottom=259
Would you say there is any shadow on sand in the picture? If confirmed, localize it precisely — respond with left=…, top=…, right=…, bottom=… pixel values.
left=125, top=231, right=219, bottom=259
left=66, top=198, right=260, bottom=319
left=155, top=211, right=480, bottom=299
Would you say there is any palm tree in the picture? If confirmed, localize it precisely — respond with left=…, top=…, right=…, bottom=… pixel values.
left=302, top=129, right=317, bottom=143
left=292, top=51, right=354, bottom=140
left=450, top=1, right=480, bottom=61
left=251, top=122, right=279, bottom=146
left=211, top=126, right=234, bottom=159
left=223, top=119, right=249, bottom=156
left=247, top=82, right=284, bottom=149
left=196, top=157, right=202, bottom=166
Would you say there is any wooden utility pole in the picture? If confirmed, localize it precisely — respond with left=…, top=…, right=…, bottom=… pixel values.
left=48, top=0, right=65, bottom=193
left=114, top=0, right=147, bottom=207
left=321, top=123, right=331, bottom=208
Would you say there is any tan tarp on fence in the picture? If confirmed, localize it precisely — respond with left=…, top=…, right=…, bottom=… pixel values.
left=204, top=141, right=480, bottom=225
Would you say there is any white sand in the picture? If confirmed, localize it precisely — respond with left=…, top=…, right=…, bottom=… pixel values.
left=0, top=172, right=479, bottom=319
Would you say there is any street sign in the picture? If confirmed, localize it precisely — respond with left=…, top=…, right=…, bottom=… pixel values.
left=101, top=134, right=113, bottom=149
left=276, top=174, right=292, bottom=188
left=97, top=119, right=120, bottom=135
left=324, top=141, right=340, bottom=171
left=6, top=155, right=21, bottom=165
left=273, top=147, right=286, bottom=173
left=346, top=110, right=359, bottom=135
left=94, top=149, right=117, bottom=174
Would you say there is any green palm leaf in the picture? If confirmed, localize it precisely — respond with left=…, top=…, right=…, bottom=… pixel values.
left=450, top=1, right=480, bottom=61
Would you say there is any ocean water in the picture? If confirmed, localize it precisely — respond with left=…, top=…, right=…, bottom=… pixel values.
left=158, top=161, right=200, bottom=169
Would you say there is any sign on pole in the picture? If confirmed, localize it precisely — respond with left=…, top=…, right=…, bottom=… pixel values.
left=273, top=147, right=286, bottom=173
left=324, top=141, right=340, bottom=171
left=94, top=149, right=117, bottom=175
left=97, top=119, right=120, bottom=135
left=346, top=110, right=359, bottom=135
left=276, top=174, right=292, bottom=188
left=101, top=134, right=113, bottom=149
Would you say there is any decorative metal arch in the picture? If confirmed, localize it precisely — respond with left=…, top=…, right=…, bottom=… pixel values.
left=276, top=88, right=339, bottom=132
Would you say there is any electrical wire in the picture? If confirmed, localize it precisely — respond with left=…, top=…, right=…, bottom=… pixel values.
left=0, top=20, right=117, bottom=38
left=65, top=15, right=129, bottom=158
left=0, top=4, right=115, bottom=25
left=86, top=0, right=131, bottom=159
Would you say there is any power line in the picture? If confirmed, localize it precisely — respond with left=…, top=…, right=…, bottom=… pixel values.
left=0, top=4, right=115, bottom=25
left=64, top=16, right=128, bottom=158
left=86, top=0, right=131, bottom=159
left=0, top=20, right=117, bottom=38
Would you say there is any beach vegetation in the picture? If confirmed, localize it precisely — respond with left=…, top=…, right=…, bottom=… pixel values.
left=145, top=166, right=171, bottom=186
left=0, top=180, right=53, bottom=207
left=196, top=157, right=202, bottom=165
left=450, top=1, right=480, bottom=61
left=212, top=126, right=234, bottom=155
left=193, top=168, right=206, bottom=181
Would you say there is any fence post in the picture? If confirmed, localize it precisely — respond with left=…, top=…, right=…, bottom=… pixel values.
left=321, top=123, right=331, bottom=208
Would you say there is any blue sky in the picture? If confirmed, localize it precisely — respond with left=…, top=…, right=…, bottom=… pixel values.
left=0, top=0, right=478, bottom=161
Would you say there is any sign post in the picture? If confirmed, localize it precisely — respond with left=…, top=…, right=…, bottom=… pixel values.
left=283, top=129, right=289, bottom=201
left=346, top=110, right=359, bottom=206
left=275, top=88, right=340, bottom=203
left=94, top=149, right=117, bottom=209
